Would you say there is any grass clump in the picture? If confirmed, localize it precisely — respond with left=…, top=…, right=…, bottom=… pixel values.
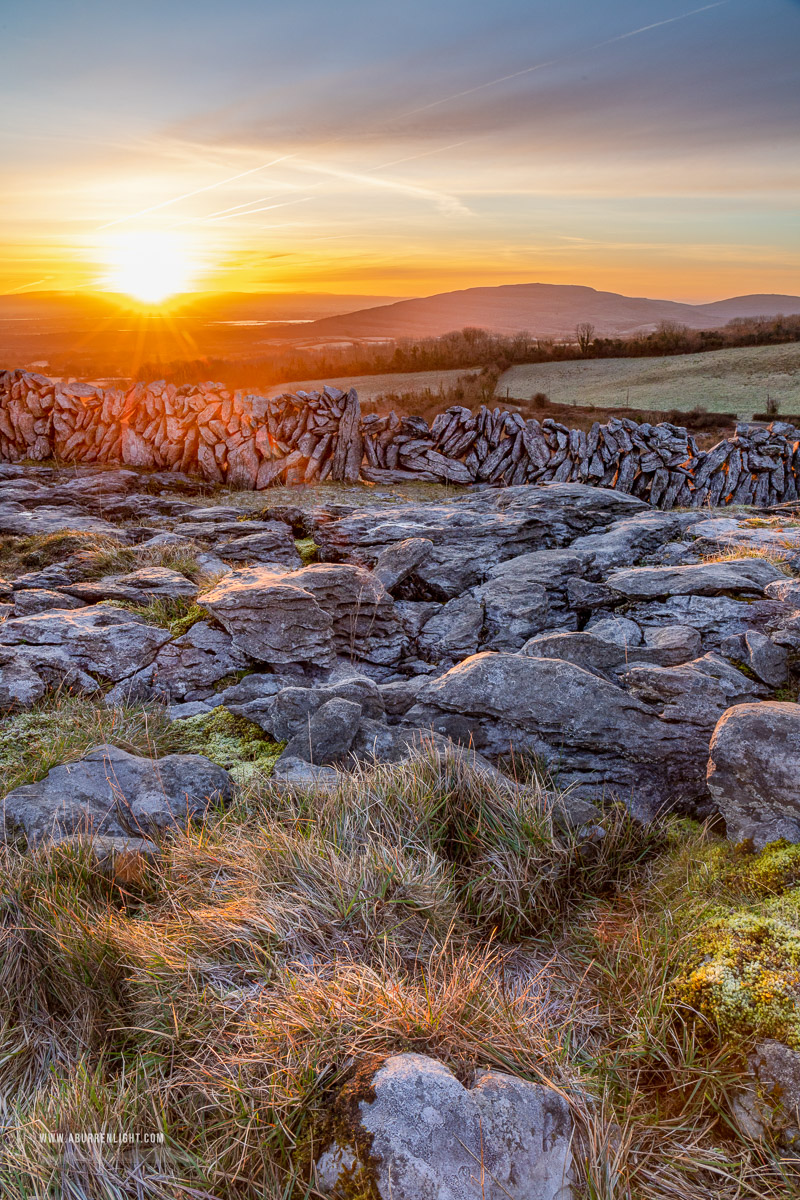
left=166, top=706, right=285, bottom=781
left=103, top=595, right=209, bottom=636
left=295, top=536, right=319, bottom=566
left=0, top=531, right=125, bottom=576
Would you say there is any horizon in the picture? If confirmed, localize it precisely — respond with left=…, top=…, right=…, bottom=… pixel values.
left=3, top=0, right=799, bottom=305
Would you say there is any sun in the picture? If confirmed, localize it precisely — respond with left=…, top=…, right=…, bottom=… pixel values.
left=100, top=230, right=199, bottom=304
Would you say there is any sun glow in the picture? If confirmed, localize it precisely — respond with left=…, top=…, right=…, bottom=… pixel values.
left=99, top=230, right=200, bottom=303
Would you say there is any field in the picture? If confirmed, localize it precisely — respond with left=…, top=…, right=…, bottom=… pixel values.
left=265, top=366, right=480, bottom=403
left=496, top=342, right=800, bottom=419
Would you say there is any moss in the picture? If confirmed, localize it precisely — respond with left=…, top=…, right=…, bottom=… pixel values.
left=0, top=694, right=174, bottom=794
left=295, top=536, right=319, bottom=566
left=167, top=706, right=285, bottom=782
left=672, top=910, right=800, bottom=1047
left=102, top=596, right=209, bottom=636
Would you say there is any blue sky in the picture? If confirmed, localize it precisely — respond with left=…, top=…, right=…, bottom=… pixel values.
left=2, top=0, right=799, bottom=299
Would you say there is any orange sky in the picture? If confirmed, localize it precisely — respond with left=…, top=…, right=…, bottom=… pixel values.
left=3, top=0, right=799, bottom=304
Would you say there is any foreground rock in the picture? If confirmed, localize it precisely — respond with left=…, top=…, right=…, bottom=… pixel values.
left=1, top=744, right=233, bottom=845
left=408, top=651, right=761, bottom=816
left=315, top=1052, right=573, bottom=1200
left=707, top=702, right=800, bottom=847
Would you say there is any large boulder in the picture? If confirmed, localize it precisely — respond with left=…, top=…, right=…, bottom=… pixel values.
left=202, top=563, right=406, bottom=669
left=407, top=651, right=749, bottom=815
left=201, top=566, right=336, bottom=667
left=707, top=702, right=800, bottom=846
left=279, top=696, right=363, bottom=765
left=315, top=1052, right=573, bottom=1200
left=0, top=605, right=171, bottom=682
left=1, top=744, right=233, bottom=845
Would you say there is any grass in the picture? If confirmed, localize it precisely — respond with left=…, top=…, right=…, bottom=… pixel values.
left=0, top=714, right=798, bottom=1197
left=103, top=595, right=211, bottom=636
left=498, top=342, right=800, bottom=418
left=0, top=530, right=211, bottom=586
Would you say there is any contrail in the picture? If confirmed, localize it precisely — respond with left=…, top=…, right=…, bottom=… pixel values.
left=204, top=197, right=314, bottom=223
left=400, top=1, right=730, bottom=117
left=96, top=155, right=296, bottom=230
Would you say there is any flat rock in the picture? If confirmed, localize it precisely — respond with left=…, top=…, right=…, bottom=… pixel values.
left=605, top=559, right=784, bottom=599
left=13, top=588, right=86, bottom=615
left=315, top=1052, right=573, bottom=1200
left=1, top=744, right=233, bottom=845
left=0, top=503, right=123, bottom=539
left=63, top=566, right=198, bottom=605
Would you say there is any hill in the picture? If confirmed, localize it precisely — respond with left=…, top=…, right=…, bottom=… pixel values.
left=303, top=283, right=800, bottom=340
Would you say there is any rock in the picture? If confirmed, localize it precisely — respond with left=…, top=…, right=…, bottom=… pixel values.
left=166, top=700, right=213, bottom=721
left=242, top=677, right=384, bottom=741
left=707, top=702, right=800, bottom=846
left=371, top=537, right=433, bottom=591
left=270, top=756, right=341, bottom=787
left=201, top=566, right=336, bottom=668
left=472, top=575, right=551, bottom=650
left=0, top=503, right=123, bottom=539
left=605, top=559, right=784, bottom=600
left=63, top=566, right=198, bottom=605
left=315, top=1052, right=573, bottom=1200
left=378, top=676, right=428, bottom=716
left=1, top=744, right=233, bottom=845
left=394, top=600, right=442, bottom=637
left=13, top=589, right=86, bottom=615
left=407, top=651, right=707, bottom=815
left=289, top=564, right=407, bottom=667
left=0, top=605, right=171, bottom=682
left=569, top=511, right=685, bottom=575
left=521, top=631, right=625, bottom=678
left=214, top=673, right=289, bottom=706
left=623, top=594, right=778, bottom=652
left=216, top=525, right=301, bottom=567
left=417, top=594, right=484, bottom=662
left=586, top=615, right=643, bottom=649
left=318, top=483, right=649, bottom=598
left=0, top=649, right=46, bottom=709
left=279, top=696, right=363, bottom=765
left=764, top=578, right=800, bottom=606
left=723, top=630, right=789, bottom=687
left=151, top=621, right=253, bottom=701
left=621, top=654, right=763, bottom=726
left=749, top=1040, right=800, bottom=1134
left=640, top=624, right=702, bottom=665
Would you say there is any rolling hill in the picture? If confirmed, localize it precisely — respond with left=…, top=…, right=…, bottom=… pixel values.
left=302, top=283, right=800, bottom=340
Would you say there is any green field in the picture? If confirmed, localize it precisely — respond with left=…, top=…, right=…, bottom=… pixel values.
left=496, top=342, right=800, bottom=419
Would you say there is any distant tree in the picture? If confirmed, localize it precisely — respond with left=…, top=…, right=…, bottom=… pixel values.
left=576, top=323, right=595, bottom=355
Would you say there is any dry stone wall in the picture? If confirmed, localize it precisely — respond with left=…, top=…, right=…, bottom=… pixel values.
left=1, top=367, right=799, bottom=508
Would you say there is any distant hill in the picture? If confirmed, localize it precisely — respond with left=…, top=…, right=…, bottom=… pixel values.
left=0, top=291, right=402, bottom=323
left=301, top=284, right=800, bottom=340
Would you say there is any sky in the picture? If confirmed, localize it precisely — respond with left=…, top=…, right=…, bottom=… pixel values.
left=2, top=0, right=799, bottom=302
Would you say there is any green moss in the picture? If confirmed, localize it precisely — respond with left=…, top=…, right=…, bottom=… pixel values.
left=0, top=694, right=174, bottom=794
left=672, top=910, right=800, bottom=1047
left=295, top=536, right=319, bottom=566
left=167, top=706, right=285, bottom=782
left=102, top=596, right=209, bottom=636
